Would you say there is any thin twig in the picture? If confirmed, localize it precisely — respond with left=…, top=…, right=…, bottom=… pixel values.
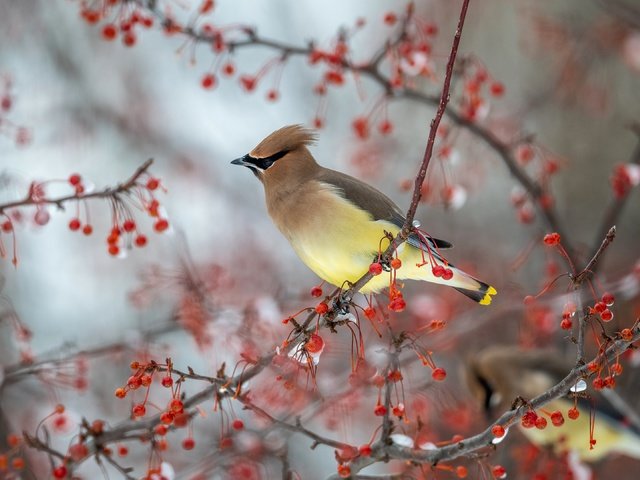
left=0, top=159, right=153, bottom=214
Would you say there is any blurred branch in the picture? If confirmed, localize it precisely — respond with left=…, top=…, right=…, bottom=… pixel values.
left=2, top=321, right=177, bottom=388
left=590, top=131, right=640, bottom=266
left=0, top=159, right=153, bottom=215
left=599, top=0, right=640, bottom=29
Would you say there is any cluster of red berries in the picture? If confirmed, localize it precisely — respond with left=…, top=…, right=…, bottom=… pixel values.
left=592, top=292, right=615, bottom=322
left=64, top=172, right=168, bottom=257
left=459, top=63, right=506, bottom=122
left=80, top=3, right=155, bottom=48
left=520, top=409, right=570, bottom=431
left=432, top=264, right=454, bottom=280
left=0, top=433, right=25, bottom=476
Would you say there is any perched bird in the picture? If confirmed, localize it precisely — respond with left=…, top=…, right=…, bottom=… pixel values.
left=231, top=125, right=496, bottom=304
left=466, top=345, right=640, bottom=461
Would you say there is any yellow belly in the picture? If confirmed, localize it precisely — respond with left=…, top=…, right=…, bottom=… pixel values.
left=271, top=185, right=420, bottom=293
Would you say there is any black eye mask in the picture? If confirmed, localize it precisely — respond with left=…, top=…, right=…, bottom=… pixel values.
left=245, top=150, right=289, bottom=170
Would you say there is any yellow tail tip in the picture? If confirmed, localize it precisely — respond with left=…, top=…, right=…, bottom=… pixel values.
left=479, top=286, right=498, bottom=306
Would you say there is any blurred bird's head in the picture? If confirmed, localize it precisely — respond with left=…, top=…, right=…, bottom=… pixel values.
left=231, top=125, right=318, bottom=186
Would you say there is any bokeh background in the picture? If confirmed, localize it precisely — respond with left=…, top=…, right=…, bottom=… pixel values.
left=1, top=0, right=640, bottom=478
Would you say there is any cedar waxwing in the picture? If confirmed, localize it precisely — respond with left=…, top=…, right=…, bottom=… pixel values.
left=466, top=345, right=640, bottom=461
left=231, top=125, right=497, bottom=304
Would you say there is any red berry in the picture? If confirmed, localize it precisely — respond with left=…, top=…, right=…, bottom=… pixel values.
left=593, top=301, right=606, bottom=313
left=432, top=265, right=445, bottom=277
left=560, top=318, right=572, bottom=330
left=337, top=465, right=351, bottom=479
left=378, top=120, right=393, bottom=135
left=310, top=286, right=323, bottom=297
left=535, top=416, right=547, bottom=429
left=154, top=219, right=169, bottom=232
left=123, top=219, right=136, bottom=232
left=521, top=411, right=538, bottom=429
left=621, top=328, right=633, bottom=342
left=69, top=174, right=82, bottom=186
left=358, top=444, right=372, bottom=456
left=543, top=232, right=560, bottom=246
left=442, top=268, right=453, bottom=280
left=266, top=89, right=279, bottom=101
left=457, top=466, right=468, bottom=478
left=122, top=31, right=136, bottom=47
left=161, top=376, right=173, bottom=388
left=1, top=95, right=12, bottom=111
left=68, top=443, right=88, bottom=461
left=240, top=75, right=256, bottom=92
left=369, top=262, right=383, bottom=275
left=160, top=411, right=174, bottom=424
left=53, top=465, right=68, bottom=478
left=432, top=367, right=447, bottom=381
left=600, top=309, right=613, bottom=322
left=352, top=116, right=369, bottom=139
left=127, top=375, right=142, bottom=389
left=102, top=24, right=118, bottom=40
left=155, top=424, right=168, bottom=436
left=315, top=302, right=329, bottom=315
left=602, top=292, right=615, bottom=306
left=492, top=465, right=506, bottom=479
left=568, top=407, right=579, bottom=420
left=182, top=437, right=195, bottom=450
left=170, top=399, right=184, bottom=413
left=140, top=374, right=152, bottom=387
left=550, top=410, right=564, bottom=427
left=82, top=224, right=93, bottom=235
left=232, top=419, right=244, bottom=430
left=118, top=445, right=128, bottom=456
left=374, top=403, right=387, bottom=416
left=388, top=296, right=406, bottom=312
left=222, top=62, right=235, bottom=76
left=383, top=12, right=397, bottom=25
left=489, top=81, right=505, bottom=96
left=364, top=307, right=376, bottom=319
left=115, top=388, right=126, bottom=398
left=305, top=333, right=324, bottom=353
left=491, top=424, right=505, bottom=437
left=201, top=73, right=216, bottom=90
left=132, top=404, right=146, bottom=417
left=135, top=234, right=147, bottom=247
left=2, top=220, right=13, bottom=232
left=68, top=218, right=81, bottom=231
left=146, top=177, right=159, bottom=190
left=108, top=245, right=120, bottom=256
left=516, top=144, right=535, bottom=164
left=390, top=258, right=402, bottom=270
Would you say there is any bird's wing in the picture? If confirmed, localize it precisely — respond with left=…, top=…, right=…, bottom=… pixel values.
left=316, top=168, right=452, bottom=250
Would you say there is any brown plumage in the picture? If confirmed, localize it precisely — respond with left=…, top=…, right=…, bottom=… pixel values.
left=231, top=125, right=496, bottom=303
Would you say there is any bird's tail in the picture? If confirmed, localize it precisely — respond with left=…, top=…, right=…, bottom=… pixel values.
left=401, top=248, right=497, bottom=305
left=450, top=267, right=497, bottom=306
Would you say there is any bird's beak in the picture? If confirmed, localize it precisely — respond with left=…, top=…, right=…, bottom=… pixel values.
left=231, top=155, right=250, bottom=166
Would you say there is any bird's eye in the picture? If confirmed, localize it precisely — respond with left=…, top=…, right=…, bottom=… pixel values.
left=246, top=150, right=289, bottom=170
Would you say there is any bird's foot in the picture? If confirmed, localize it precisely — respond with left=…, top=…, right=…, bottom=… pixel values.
left=332, top=294, right=351, bottom=316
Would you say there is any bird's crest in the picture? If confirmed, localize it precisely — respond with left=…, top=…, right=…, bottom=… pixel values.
left=251, top=124, right=317, bottom=158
